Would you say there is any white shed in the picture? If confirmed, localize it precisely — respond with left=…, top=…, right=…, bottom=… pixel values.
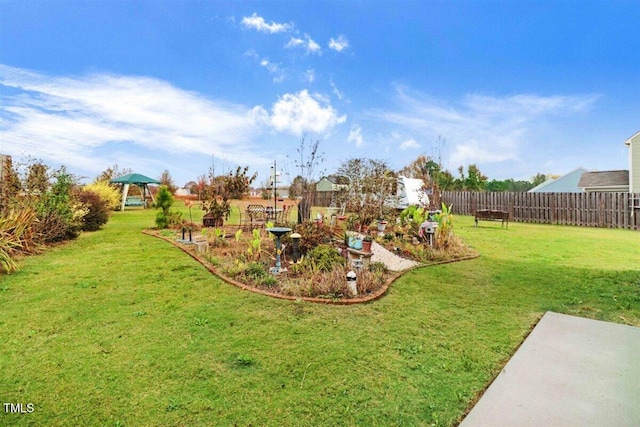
left=394, top=176, right=429, bottom=209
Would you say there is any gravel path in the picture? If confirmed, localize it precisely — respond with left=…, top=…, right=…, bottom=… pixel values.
left=370, top=240, right=420, bottom=271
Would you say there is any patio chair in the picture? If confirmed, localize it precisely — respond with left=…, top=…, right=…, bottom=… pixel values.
left=278, top=204, right=292, bottom=224
left=237, top=205, right=251, bottom=230
left=246, top=204, right=266, bottom=229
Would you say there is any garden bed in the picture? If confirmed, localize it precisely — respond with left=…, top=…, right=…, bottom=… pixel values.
left=143, top=222, right=478, bottom=304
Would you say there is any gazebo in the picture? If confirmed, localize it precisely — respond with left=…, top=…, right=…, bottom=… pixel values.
left=110, top=173, right=161, bottom=211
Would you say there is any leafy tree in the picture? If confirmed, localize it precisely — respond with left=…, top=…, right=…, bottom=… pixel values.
left=95, top=163, right=133, bottom=183
left=510, top=179, right=535, bottom=192
left=465, top=164, right=487, bottom=191
left=336, top=158, right=396, bottom=224
left=399, top=154, right=434, bottom=184
left=25, top=159, right=50, bottom=195
left=194, top=174, right=207, bottom=200
left=159, top=169, right=177, bottom=194
left=288, top=175, right=306, bottom=199
left=486, top=178, right=538, bottom=192
left=184, top=181, right=198, bottom=195
left=221, top=166, right=257, bottom=200
left=436, top=169, right=456, bottom=191
left=531, top=173, right=547, bottom=187
left=486, top=179, right=509, bottom=192
left=454, top=164, right=487, bottom=191
left=0, top=155, right=21, bottom=213
left=400, top=154, right=458, bottom=207
left=261, top=178, right=272, bottom=200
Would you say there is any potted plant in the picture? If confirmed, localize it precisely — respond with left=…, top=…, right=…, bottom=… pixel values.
left=353, top=237, right=363, bottom=250
left=362, top=235, right=373, bottom=252
left=348, top=234, right=357, bottom=248
left=377, top=218, right=388, bottom=233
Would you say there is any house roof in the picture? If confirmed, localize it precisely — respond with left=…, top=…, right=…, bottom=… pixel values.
left=322, top=175, right=349, bottom=185
left=578, top=170, right=629, bottom=188
left=624, top=130, right=640, bottom=146
left=528, top=167, right=588, bottom=193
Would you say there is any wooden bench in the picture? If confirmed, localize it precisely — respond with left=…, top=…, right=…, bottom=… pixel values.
left=125, top=196, right=146, bottom=207
left=474, top=209, right=509, bottom=228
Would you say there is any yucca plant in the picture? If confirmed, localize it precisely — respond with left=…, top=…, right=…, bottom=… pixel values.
left=0, top=208, right=37, bottom=273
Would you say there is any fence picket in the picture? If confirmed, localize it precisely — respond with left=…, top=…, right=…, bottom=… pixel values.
left=441, top=191, right=639, bottom=230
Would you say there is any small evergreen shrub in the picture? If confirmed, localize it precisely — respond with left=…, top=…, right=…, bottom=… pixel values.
left=154, top=185, right=177, bottom=229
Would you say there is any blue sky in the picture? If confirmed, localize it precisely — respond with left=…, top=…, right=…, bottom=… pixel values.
left=1, top=1, right=639, bottom=187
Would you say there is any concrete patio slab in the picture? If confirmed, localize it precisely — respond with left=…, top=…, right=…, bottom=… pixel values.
left=460, top=312, right=640, bottom=427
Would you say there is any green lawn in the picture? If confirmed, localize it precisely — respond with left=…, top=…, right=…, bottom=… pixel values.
left=1, top=209, right=638, bottom=426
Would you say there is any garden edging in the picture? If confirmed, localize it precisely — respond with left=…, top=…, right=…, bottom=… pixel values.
left=142, top=229, right=479, bottom=305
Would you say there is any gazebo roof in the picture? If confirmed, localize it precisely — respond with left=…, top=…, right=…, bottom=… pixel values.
left=110, top=173, right=160, bottom=185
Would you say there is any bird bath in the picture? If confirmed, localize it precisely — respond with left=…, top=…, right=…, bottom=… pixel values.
left=266, top=227, right=292, bottom=274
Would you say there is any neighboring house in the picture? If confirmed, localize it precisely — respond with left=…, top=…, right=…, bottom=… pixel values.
left=578, top=170, right=630, bottom=193
left=314, top=175, right=349, bottom=207
left=316, top=175, right=349, bottom=192
left=528, top=167, right=589, bottom=193
left=575, top=130, right=639, bottom=193
left=625, top=130, right=640, bottom=193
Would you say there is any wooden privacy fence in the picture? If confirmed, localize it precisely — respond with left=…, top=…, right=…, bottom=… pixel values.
left=310, top=191, right=336, bottom=207
left=441, top=191, right=640, bottom=230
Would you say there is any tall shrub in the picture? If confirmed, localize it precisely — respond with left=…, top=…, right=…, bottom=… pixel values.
left=33, top=167, right=86, bottom=243
left=83, top=181, right=121, bottom=211
left=77, top=190, right=109, bottom=231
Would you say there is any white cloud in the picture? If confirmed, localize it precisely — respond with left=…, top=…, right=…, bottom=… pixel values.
left=400, top=139, right=420, bottom=150
left=329, top=35, right=349, bottom=52
left=241, top=13, right=292, bottom=33
left=330, top=79, right=344, bottom=100
left=348, top=125, right=363, bottom=147
left=0, top=65, right=269, bottom=172
left=286, top=35, right=321, bottom=54
left=259, top=58, right=286, bottom=82
left=261, top=89, right=346, bottom=136
left=377, top=86, right=599, bottom=167
left=304, top=69, right=315, bottom=83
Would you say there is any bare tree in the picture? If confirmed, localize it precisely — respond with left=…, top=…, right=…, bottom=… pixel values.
left=293, top=137, right=325, bottom=222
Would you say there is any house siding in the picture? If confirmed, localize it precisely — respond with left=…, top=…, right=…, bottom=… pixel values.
left=315, top=178, right=334, bottom=192
left=630, top=134, right=640, bottom=193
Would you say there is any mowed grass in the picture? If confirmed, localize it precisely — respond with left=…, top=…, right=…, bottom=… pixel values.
left=1, top=208, right=638, bottom=426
